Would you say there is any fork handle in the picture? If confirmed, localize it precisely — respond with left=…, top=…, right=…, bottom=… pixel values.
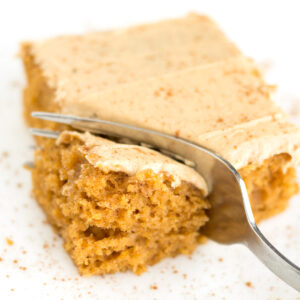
left=244, top=223, right=300, bottom=291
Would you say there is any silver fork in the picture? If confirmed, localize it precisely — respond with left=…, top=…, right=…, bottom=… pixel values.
left=30, top=111, right=300, bottom=291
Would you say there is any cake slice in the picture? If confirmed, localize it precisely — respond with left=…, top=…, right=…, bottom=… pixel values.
left=22, top=14, right=300, bottom=276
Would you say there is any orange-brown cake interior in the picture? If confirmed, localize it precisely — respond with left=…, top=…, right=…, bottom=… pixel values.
left=239, top=153, right=298, bottom=222
left=22, top=44, right=61, bottom=129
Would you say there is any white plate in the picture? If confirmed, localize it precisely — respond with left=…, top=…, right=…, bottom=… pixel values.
left=1, top=1, right=300, bottom=299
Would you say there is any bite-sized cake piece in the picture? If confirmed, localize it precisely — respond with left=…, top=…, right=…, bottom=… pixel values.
left=32, top=131, right=209, bottom=275
left=21, top=13, right=241, bottom=127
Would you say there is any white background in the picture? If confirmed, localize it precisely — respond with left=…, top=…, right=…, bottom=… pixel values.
left=0, top=0, right=300, bottom=299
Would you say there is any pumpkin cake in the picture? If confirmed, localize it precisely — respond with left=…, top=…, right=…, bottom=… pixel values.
left=21, top=14, right=300, bottom=275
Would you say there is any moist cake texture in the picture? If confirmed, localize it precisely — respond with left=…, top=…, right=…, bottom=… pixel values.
left=21, top=14, right=300, bottom=275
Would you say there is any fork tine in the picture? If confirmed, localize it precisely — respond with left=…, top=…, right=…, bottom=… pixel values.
left=31, top=111, right=78, bottom=125
left=30, top=128, right=60, bottom=139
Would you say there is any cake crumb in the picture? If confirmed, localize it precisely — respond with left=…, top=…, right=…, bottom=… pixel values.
left=0, top=257, right=2, bottom=262
left=183, top=274, right=187, bottom=279
left=17, top=183, right=23, bottom=189
left=259, top=59, right=274, bottom=73
left=10, top=288, right=14, bottom=292
left=166, top=88, right=173, bottom=97
left=289, top=98, right=300, bottom=118
left=6, top=238, right=14, bottom=246
left=13, top=259, right=18, bottom=264
left=245, top=281, right=253, bottom=288
left=2, top=151, right=9, bottom=158
left=150, top=284, right=158, bottom=290
left=218, top=257, right=223, bottom=262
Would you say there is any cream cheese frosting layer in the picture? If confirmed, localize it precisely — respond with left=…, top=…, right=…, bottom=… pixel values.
left=63, top=56, right=280, bottom=133
left=56, top=131, right=208, bottom=194
left=26, top=14, right=240, bottom=102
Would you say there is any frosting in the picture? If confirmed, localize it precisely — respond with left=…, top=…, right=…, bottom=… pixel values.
left=56, top=131, right=208, bottom=194
left=28, top=14, right=240, bottom=103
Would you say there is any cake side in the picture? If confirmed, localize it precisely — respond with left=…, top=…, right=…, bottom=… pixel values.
left=22, top=43, right=62, bottom=129
left=239, top=153, right=298, bottom=222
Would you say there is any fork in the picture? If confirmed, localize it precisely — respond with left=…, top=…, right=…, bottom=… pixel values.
left=30, top=111, right=300, bottom=291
